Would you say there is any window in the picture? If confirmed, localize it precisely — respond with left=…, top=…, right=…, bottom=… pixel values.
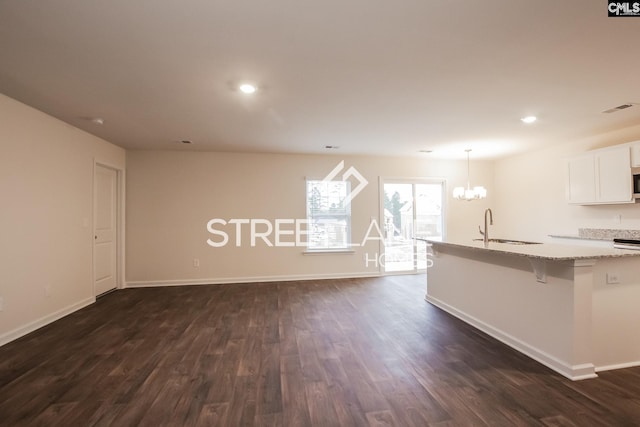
left=306, top=179, right=351, bottom=251
left=381, top=179, right=445, bottom=272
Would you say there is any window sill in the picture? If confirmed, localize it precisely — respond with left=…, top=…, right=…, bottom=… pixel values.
left=303, top=249, right=356, bottom=255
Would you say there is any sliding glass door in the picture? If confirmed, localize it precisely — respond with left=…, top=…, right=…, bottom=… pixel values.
left=381, top=179, right=444, bottom=273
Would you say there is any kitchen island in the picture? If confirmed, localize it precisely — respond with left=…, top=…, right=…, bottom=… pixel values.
left=420, top=237, right=640, bottom=380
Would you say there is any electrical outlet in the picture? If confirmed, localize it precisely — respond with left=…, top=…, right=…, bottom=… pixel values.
left=606, top=272, right=620, bottom=284
left=613, top=214, right=622, bottom=224
left=0, top=297, right=4, bottom=312
left=193, top=258, right=200, bottom=268
left=44, top=286, right=51, bottom=297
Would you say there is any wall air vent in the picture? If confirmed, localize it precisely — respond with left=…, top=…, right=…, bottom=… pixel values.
left=602, top=103, right=636, bottom=114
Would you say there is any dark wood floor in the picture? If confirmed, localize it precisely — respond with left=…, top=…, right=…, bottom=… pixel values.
left=1, top=275, right=640, bottom=426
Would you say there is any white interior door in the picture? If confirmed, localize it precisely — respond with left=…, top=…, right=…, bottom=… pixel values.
left=94, top=164, right=118, bottom=295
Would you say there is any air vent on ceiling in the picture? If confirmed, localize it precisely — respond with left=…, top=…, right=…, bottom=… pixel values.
left=602, top=103, right=636, bottom=114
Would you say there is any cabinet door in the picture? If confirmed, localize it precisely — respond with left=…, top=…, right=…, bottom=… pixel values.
left=597, top=148, right=632, bottom=202
left=631, top=143, right=640, bottom=167
left=567, top=154, right=596, bottom=204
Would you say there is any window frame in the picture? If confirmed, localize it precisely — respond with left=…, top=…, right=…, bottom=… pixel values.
left=304, top=178, right=353, bottom=253
left=378, top=177, right=447, bottom=274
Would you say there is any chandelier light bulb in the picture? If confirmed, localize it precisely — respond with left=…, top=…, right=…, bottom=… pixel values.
left=453, top=149, right=487, bottom=201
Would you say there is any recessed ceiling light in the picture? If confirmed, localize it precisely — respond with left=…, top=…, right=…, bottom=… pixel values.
left=324, top=145, right=340, bottom=149
left=521, top=116, right=537, bottom=124
left=239, top=83, right=257, bottom=94
left=418, top=150, right=433, bottom=153
left=178, top=140, right=193, bottom=144
left=90, top=117, right=104, bottom=125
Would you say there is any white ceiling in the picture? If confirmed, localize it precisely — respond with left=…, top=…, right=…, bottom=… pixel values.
left=1, top=0, right=639, bottom=159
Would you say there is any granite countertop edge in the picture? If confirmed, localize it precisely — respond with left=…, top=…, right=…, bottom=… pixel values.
left=548, top=234, right=611, bottom=242
left=416, top=237, right=640, bottom=261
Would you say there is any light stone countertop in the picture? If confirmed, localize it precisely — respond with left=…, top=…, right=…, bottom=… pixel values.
left=416, top=236, right=640, bottom=261
left=548, top=234, right=609, bottom=242
left=549, top=229, right=640, bottom=242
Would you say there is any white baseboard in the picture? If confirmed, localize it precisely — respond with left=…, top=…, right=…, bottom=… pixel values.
left=596, top=360, right=640, bottom=372
left=425, top=295, right=597, bottom=381
left=0, top=297, right=96, bottom=347
left=125, top=271, right=381, bottom=288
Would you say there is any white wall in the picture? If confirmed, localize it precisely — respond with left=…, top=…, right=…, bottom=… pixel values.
left=125, top=151, right=494, bottom=285
left=0, top=93, right=125, bottom=344
left=494, top=124, right=640, bottom=241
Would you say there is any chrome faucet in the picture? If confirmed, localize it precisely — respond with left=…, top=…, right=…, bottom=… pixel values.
left=478, top=208, right=493, bottom=245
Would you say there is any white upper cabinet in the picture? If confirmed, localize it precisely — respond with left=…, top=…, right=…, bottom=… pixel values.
left=567, top=145, right=633, bottom=205
left=596, top=147, right=632, bottom=203
left=631, top=142, right=640, bottom=167
left=567, top=154, right=596, bottom=204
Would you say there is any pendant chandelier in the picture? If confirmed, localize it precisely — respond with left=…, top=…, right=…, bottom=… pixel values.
left=453, top=149, right=487, bottom=201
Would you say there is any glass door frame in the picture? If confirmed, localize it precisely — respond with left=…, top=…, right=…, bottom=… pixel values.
left=378, top=177, right=447, bottom=275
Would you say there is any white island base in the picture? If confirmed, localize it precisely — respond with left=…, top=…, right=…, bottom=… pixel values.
left=424, top=239, right=640, bottom=380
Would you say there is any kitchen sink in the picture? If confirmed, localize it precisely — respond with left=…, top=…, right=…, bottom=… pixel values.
left=473, top=238, right=542, bottom=245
